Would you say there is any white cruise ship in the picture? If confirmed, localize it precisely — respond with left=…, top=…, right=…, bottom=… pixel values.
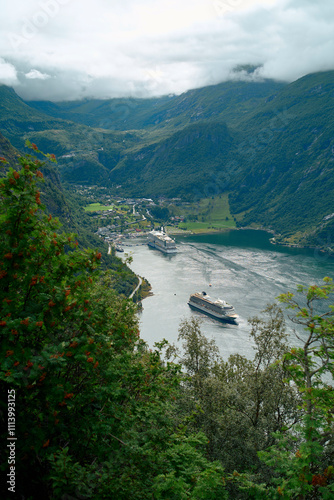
left=188, top=291, right=238, bottom=324
left=148, top=230, right=177, bottom=254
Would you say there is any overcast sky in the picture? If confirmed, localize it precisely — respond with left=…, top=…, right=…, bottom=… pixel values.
left=0, top=0, right=333, bottom=101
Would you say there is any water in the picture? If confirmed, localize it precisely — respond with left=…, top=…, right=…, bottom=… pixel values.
left=123, top=230, right=334, bottom=360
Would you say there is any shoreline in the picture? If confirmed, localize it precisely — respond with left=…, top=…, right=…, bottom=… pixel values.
left=167, top=225, right=274, bottom=237
left=124, top=227, right=333, bottom=257
left=172, top=227, right=333, bottom=256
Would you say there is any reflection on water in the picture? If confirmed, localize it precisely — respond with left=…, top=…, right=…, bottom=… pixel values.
left=124, top=230, right=334, bottom=360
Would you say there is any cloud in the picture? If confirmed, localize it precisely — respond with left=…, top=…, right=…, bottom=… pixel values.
left=0, top=0, right=333, bottom=101
left=25, top=69, right=51, bottom=80
left=0, top=58, right=18, bottom=85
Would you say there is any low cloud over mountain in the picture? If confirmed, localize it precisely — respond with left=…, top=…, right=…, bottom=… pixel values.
left=1, top=0, right=334, bottom=101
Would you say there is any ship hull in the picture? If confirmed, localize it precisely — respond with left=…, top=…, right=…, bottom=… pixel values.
left=188, top=302, right=238, bottom=324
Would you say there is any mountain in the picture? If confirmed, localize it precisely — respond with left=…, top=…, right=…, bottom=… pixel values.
left=0, top=84, right=138, bottom=184
left=25, top=79, right=284, bottom=195
left=0, top=84, right=131, bottom=159
left=227, top=71, right=334, bottom=247
left=1, top=72, right=334, bottom=252
left=28, top=79, right=284, bottom=131
left=107, top=121, right=239, bottom=198
left=0, top=128, right=140, bottom=296
left=0, top=84, right=73, bottom=150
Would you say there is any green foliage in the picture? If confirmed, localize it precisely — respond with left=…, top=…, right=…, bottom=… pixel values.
left=175, top=311, right=300, bottom=480
left=177, top=317, right=220, bottom=379
left=153, top=433, right=228, bottom=499
left=278, top=278, right=334, bottom=408
left=0, top=146, right=134, bottom=494
left=255, top=418, right=334, bottom=499
left=0, top=148, right=229, bottom=499
left=237, top=280, right=334, bottom=498
left=149, top=205, right=170, bottom=222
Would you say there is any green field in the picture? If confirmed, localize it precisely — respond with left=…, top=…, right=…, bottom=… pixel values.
left=171, top=194, right=236, bottom=234
left=84, top=203, right=114, bottom=212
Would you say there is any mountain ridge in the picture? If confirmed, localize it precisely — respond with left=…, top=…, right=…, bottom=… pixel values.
left=27, top=79, right=284, bottom=131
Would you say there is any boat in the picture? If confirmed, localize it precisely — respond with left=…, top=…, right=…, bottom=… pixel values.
left=188, top=291, right=238, bottom=324
left=147, top=230, right=177, bottom=254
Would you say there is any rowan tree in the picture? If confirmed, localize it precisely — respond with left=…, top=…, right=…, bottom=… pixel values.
left=0, top=148, right=229, bottom=499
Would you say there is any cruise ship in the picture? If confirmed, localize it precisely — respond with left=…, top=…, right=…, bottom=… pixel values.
left=148, top=230, right=177, bottom=254
left=188, top=291, right=238, bottom=324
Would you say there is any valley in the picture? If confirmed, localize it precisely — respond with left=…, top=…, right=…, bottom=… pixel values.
left=1, top=70, right=334, bottom=255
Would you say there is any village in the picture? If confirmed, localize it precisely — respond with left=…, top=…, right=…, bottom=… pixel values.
left=70, top=184, right=187, bottom=249
left=66, top=183, right=236, bottom=251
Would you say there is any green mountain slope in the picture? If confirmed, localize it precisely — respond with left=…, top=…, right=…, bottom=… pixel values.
left=0, top=130, right=20, bottom=168
left=0, top=85, right=139, bottom=184
left=228, top=71, right=334, bottom=247
left=108, top=121, right=238, bottom=197
left=0, top=84, right=75, bottom=150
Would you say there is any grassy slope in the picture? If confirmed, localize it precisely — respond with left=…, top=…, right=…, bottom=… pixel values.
left=168, top=194, right=235, bottom=234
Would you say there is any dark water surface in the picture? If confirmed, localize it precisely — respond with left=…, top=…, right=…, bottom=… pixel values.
left=124, top=230, right=334, bottom=360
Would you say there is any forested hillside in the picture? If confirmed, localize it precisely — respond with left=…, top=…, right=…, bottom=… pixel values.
left=109, top=121, right=237, bottom=198
left=228, top=71, right=334, bottom=248
left=0, top=133, right=139, bottom=298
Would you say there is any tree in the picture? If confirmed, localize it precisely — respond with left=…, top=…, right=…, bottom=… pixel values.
left=0, top=148, right=229, bottom=499
left=238, top=280, right=334, bottom=498
left=278, top=279, right=334, bottom=419
left=0, top=145, right=138, bottom=497
left=175, top=310, right=300, bottom=478
left=177, top=317, right=220, bottom=380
